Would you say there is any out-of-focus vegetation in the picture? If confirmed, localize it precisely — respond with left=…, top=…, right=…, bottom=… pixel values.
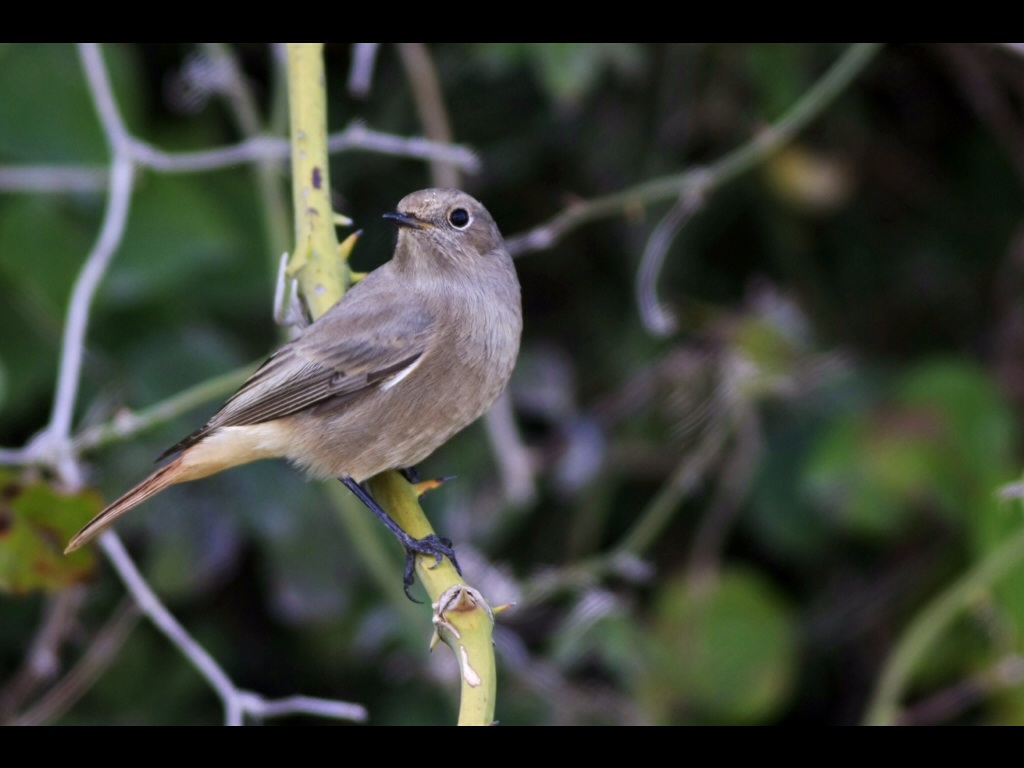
left=3, top=43, right=1024, bottom=725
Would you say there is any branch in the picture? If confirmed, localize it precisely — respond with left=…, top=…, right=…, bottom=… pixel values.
left=328, top=121, right=480, bottom=173
left=397, top=42, right=535, bottom=508
left=613, top=401, right=733, bottom=560
left=9, top=598, right=139, bottom=726
left=0, top=131, right=478, bottom=196
left=99, top=532, right=366, bottom=725
left=505, top=43, right=883, bottom=257
left=348, top=43, right=382, bottom=98
left=0, top=588, right=87, bottom=721
left=28, top=44, right=138, bottom=488
left=11, top=42, right=368, bottom=728
left=284, top=44, right=498, bottom=724
left=398, top=43, right=460, bottom=189
left=896, top=654, right=1024, bottom=725
left=0, top=166, right=107, bottom=192
left=71, top=363, right=255, bottom=454
left=863, top=522, right=1024, bottom=725
left=635, top=189, right=703, bottom=335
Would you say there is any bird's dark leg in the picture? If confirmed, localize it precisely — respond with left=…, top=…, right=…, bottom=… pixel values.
left=340, top=476, right=461, bottom=601
left=399, top=466, right=420, bottom=484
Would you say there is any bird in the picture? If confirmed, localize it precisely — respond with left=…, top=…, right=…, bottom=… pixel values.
left=65, top=188, right=522, bottom=594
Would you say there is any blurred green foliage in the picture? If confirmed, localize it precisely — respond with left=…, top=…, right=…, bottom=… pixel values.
left=0, top=470, right=100, bottom=593
left=3, top=43, right=1024, bottom=725
left=640, top=569, right=797, bottom=724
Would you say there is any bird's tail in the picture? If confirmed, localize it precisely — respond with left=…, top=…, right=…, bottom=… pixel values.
left=64, top=456, right=187, bottom=554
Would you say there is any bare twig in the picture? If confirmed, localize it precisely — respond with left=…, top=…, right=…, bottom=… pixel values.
left=199, top=43, right=292, bottom=269
left=398, top=43, right=460, bottom=189
left=135, top=124, right=481, bottom=176
left=0, top=588, right=87, bottom=721
left=328, top=121, right=480, bottom=173
left=26, top=44, right=138, bottom=488
left=45, top=157, right=134, bottom=454
left=636, top=188, right=704, bottom=336
left=505, top=43, right=883, bottom=257
left=0, top=166, right=107, bottom=193
left=396, top=42, right=533, bottom=505
left=99, top=532, right=367, bottom=725
left=1, top=363, right=254, bottom=465
left=348, top=43, right=382, bottom=97
left=483, top=392, right=537, bottom=506
left=237, top=693, right=369, bottom=722
left=101, top=532, right=240, bottom=722
left=897, top=654, right=1024, bottom=725
left=864, top=523, right=1024, bottom=725
left=81, top=44, right=131, bottom=146
left=72, top=363, right=255, bottom=454
left=613, top=400, right=733, bottom=559
left=10, top=598, right=140, bottom=726
left=0, top=127, right=479, bottom=195
left=686, top=404, right=761, bottom=589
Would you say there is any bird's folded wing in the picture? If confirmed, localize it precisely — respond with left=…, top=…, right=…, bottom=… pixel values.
left=159, top=301, right=435, bottom=459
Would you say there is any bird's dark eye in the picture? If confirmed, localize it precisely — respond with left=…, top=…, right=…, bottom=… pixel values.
left=448, top=207, right=471, bottom=228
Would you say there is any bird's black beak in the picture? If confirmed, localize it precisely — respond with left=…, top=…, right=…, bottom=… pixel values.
left=384, top=211, right=427, bottom=230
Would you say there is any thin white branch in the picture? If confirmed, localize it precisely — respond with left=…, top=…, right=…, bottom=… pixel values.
left=635, top=190, right=703, bottom=336
left=120, top=121, right=481, bottom=174
left=0, top=166, right=107, bottom=193
left=0, top=123, right=479, bottom=193
left=0, top=42, right=399, bottom=726
left=101, top=532, right=366, bottom=725
left=48, top=157, right=134, bottom=443
left=127, top=134, right=287, bottom=172
left=99, top=532, right=243, bottom=724
left=1, top=123, right=479, bottom=195
left=78, top=44, right=131, bottom=151
left=22, top=46, right=140, bottom=486
left=8, top=598, right=139, bottom=726
left=237, top=693, right=368, bottom=722
left=348, top=43, right=381, bottom=97
left=483, top=394, right=537, bottom=506
left=329, top=121, right=480, bottom=172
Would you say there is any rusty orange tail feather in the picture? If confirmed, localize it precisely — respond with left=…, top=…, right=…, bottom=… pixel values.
left=64, top=457, right=187, bottom=554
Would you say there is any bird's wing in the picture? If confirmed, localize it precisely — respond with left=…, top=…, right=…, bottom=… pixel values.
left=159, top=296, right=435, bottom=459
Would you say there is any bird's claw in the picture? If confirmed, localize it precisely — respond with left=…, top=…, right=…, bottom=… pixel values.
left=399, top=466, right=421, bottom=483
left=401, top=534, right=462, bottom=602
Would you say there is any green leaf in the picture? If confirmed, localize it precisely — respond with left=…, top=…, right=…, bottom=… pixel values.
left=0, top=469, right=100, bottom=593
left=806, top=360, right=1015, bottom=538
left=639, top=568, right=797, bottom=723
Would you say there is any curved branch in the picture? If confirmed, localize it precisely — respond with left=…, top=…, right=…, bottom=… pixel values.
left=100, top=533, right=367, bottom=725
left=863, top=523, right=1024, bottom=725
left=635, top=189, right=704, bottom=336
left=506, top=43, right=883, bottom=258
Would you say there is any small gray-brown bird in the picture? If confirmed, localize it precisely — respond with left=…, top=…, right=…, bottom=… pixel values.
left=66, top=189, right=522, bottom=592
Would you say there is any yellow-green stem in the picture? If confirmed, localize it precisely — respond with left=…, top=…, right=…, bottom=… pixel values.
left=286, top=43, right=349, bottom=316
left=285, top=42, right=496, bottom=726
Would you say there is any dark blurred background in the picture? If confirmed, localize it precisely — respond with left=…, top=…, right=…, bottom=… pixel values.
left=3, top=43, right=1024, bottom=725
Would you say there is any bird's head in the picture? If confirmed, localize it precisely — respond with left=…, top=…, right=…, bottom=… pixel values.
left=385, top=188, right=506, bottom=270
